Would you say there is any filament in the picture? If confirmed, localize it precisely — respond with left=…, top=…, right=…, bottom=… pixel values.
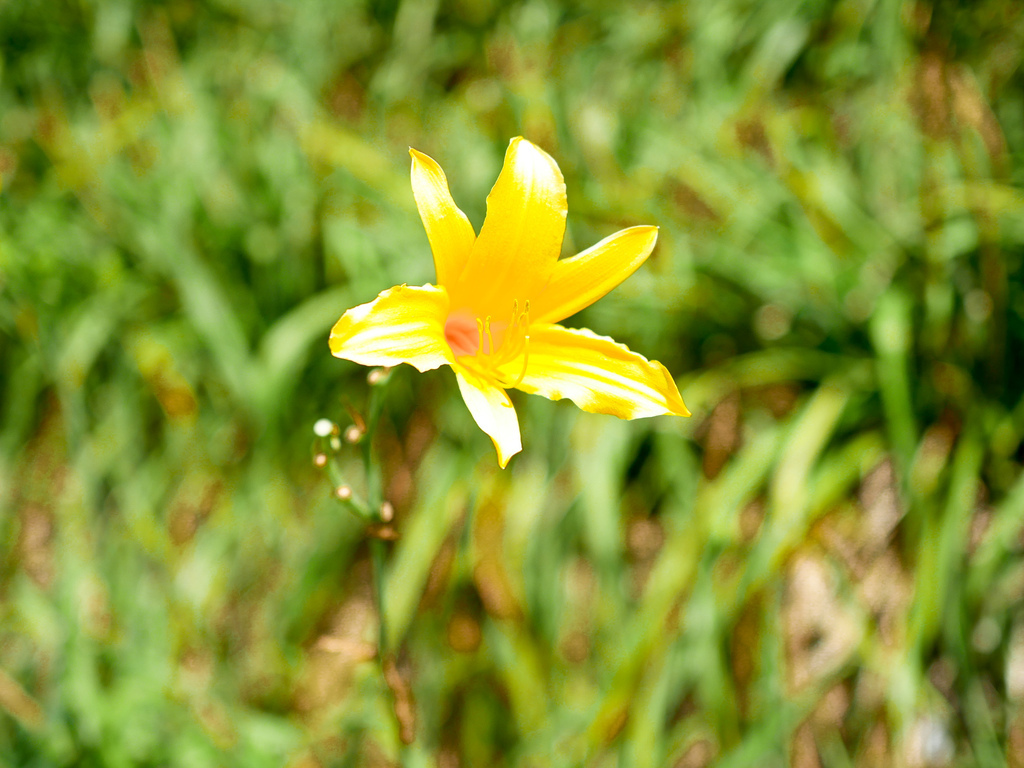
left=510, top=333, right=530, bottom=388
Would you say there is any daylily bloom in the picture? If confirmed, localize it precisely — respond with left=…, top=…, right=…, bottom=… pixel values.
left=330, top=137, right=688, bottom=467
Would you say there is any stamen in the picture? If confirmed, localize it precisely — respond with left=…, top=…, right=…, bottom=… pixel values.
left=475, top=318, right=484, bottom=357
left=506, top=298, right=531, bottom=387
left=510, top=333, right=530, bottom=388
left=484, top=316, right=494, bottom=356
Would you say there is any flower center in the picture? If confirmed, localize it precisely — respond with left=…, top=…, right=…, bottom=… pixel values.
left=444, top=311, right=482, bottom=358
left=444, top=302, right=532, bottom=386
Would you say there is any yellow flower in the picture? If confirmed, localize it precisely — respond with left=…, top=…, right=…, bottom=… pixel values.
left=330, top=137, right=689, bottom=467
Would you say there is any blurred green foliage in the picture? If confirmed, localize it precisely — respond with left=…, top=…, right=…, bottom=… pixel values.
left=2, top=0, right=1024, bottom=766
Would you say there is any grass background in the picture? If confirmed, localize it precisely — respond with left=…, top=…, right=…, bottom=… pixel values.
left=2, top=0, right=1024, bottom=765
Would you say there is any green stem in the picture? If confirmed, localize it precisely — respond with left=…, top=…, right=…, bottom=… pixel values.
left=362, top=370, right=390, bottom=512
left=369, top=535, right=388, bottom=652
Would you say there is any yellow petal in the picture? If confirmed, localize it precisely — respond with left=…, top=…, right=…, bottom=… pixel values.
left=455, top=367, right=522, bottom=468
left=533, top=226, right=659, bottom=324
left=410, top=148, right=476, bottom=287
left=509, top=324, right=689, bottom=419
left=329, top=284, right=453, bottom=372
left=452, top=137, right=567, bottom=317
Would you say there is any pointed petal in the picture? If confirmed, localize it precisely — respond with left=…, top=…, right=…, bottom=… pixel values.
left=533, top=226, right=659, bottom=324
left=410, top=148, right=476, bottom=287
left=453, top=137, right=567, bottom=316
left=329, top=284, right=453, bottom=372
left=510, top=324, right=689, bottom=419
left=455, top=367, right=522, bottom=468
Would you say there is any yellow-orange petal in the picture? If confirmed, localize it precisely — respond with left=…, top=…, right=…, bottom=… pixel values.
left=508, top=324, right=689, bottom=419
left=532, top=226, right=659, bottom=324
left=410, top=148, right=476, bottom=287
left=329, top=284, right=453, bottom=372
left=452, top=137, right=567, bottom=317
left=455, top=367, right=522, bottom=468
